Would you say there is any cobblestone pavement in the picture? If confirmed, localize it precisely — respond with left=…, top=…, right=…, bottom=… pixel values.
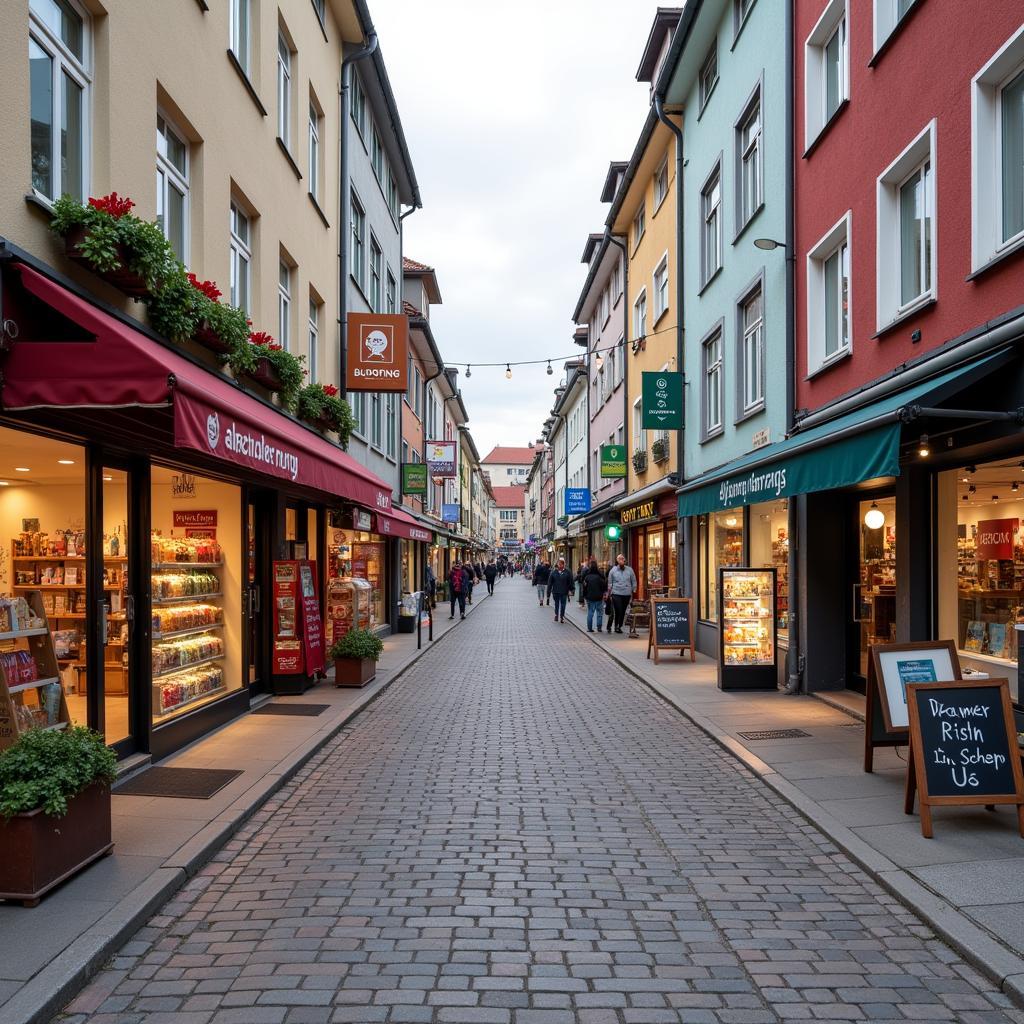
left=59, top=579, right=1024, bottom=1024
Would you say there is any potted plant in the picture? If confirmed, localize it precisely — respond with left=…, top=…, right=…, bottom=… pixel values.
left=652, top=436, right=670, bottom=463
left=229, top=331, right=306, bottom=407
left=632, top=449, right=648, bottom=474
left=296, top=383, right=355, bottom=445
left=50, top=192, right=174, bottom=298
left=0, top=726, right=116, bottom=906
left=329, top=627, right=384, bottom=688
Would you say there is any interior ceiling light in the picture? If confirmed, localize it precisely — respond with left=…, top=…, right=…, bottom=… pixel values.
left=0, top=481, right=9, bottom=487
left=917, top=434, right=930, bottom=457
left=864, top=502, right=885, bottom=530
left=725, top=516, right=738, bottom=527
left=57, top=459, right=75, bottom=465
left=14, top=467, right=29, bottom=472
left=992, top=494, right=1000, bottom=502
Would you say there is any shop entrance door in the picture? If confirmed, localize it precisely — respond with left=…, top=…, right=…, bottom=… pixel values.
left=245, top=493, right=271, bottom=696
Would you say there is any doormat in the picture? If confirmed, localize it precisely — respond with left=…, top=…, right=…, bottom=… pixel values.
left=736, top=728, right=812, bottom=741
left=115, top=767, right=243, bottom=799
left=252, top=703, right=329, bottom=717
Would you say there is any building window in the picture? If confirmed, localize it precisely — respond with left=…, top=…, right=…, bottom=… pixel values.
left=350, top=69, right=366, bottom=138
left=738, top=284, right=765, bottom=415
left=413, top=366, right=422, bottom=418
left=605, top=347, right=616, bottom=397
left=702, top=325, right=723, bottom=438
left=632, top=398, right=646, bottom=456
left=229, top=201, right=251, bottom=313
left=308, top=97, right=321, bottom=202
left=387, top=168, right=400, bottom=220
left=386, top=395, right=397, bottom=459
left=971, top=26, right=1024, bottom=271
left=307, top=297, right=319, bottom=383
left=156, top=114, right=188, bottom=263
left=29, top=0, right=89, bottom=202
left=633, top=288, right=648, bottom=340
left=278, top=260, right=291, bottom=352
left=350, top=191, right=365, bottom=289
left=876, top=121, right=936, bottom=329
left=874, top=0, right=919, bottom=55
left=369, top=237, right=382, bottom=311
left=277, top=31, right=292, bottom=147
left=351, top=393, right=366, bottom=436
left=229, top=0, right=250, bottom=74
left=805, top=0, right=848, bottom=146
left=653, top=255, right=669, bottom=321
left=312, top=0, right=325, bottom=24
left=807, top=212, right=852, bottom=372
left=612, top=257, right=623, bottom=300
left=700, top=162, right=723, bottom=287
left=736, top=87, right=763, bottom=231
left=370, top=392, right=382, bottom=448
left=615, top=337, right=624, bottom=385
left=699, top=42, right=718, bottom=112
left=371, top=127, right=384, bottom=182
left=632, top=203, right=645, bottom=250
left=735, top=0, right=757, bottom=34
left=654, top=158, right=669, bottom=210
left=386, top=269, right=397, bottom=313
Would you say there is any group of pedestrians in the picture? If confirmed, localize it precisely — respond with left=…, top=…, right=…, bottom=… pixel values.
left=447, top=557, right=511, bottom=619
left=530, top=553, right=637, bottom=633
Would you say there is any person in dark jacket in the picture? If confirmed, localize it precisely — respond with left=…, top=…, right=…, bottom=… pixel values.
left=546, top=558, right=574, bottom=623
left=581, top=559, right=607, bottom=633
left=484, top=560, right=497, bottom=595
left=448, top=562, right=466, bottom=620
left=532, top=560, right=551, bottom=606
left=462, top=563, right=475, bottom=604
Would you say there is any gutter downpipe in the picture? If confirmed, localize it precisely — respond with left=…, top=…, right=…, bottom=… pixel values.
left=607, top=232, right=628, bottom=513
left=338, top=32, right=378, bottom=401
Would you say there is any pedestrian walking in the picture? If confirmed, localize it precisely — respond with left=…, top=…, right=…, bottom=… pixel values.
left=547, top=558, right=574, bottom=623
left=425, top=564, right=436, bottom=608
left=607, top=553, right=637, bottom=634
left=574, top=560, right=589, bottom=607
left=448, top=562, right=467, bottom=620
left=463, top=562, right=475, bottom=605
left=581, top=559, right=607, bottom=633
left=532, top=559, right=551, bottom=605
left=484, top=560, right=497, bottom=595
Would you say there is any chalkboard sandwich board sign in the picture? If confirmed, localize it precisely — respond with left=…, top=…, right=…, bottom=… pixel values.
left=905, top=678, right=1024, bottom=839
left=647, top=597, right=695, bottom=664
left=864, top=641, right=961, bottom=773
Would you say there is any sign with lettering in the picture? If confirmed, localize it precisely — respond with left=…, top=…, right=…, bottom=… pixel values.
left=402, top=462, right=427, bottom=495
left=441, top=503, right=460, bottom=523
left=975, top=518, right=1018, bottom=561
left=345, top=313, right=409, bottom=392
left=647, top=597, right=694, bottom=664
left=298, top=561, right=325, bottom=676
left=620, top=500, right=656, bottom=526
left=870, top=641, right=961, bottom=732
left=426, top=440, right=457, bottom=479
left=906, top=678, right=1024, bottom=838
left=641, top=371, right=683, bottom=430
left=565, top=488, right=591, bottom=515
left=600, top=444, right=627, bottom=479
left=171, top=473, right=197, bottom=499
left=173, top=510, right=217, bottom=531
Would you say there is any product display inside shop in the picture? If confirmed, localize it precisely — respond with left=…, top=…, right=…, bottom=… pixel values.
left=326, top=511, right=385, bottom=631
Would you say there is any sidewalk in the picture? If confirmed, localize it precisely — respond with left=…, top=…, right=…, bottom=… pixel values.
left=561, top=597, right=1024, bottom=1005
left=0, top=585, right=492, bottom=1024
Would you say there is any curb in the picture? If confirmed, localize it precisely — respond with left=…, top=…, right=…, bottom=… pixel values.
left=563, top=608, right=1024, bottom=1009
left=3, top=592, right=490, bottom=1024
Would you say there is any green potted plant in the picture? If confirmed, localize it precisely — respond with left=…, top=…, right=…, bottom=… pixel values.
left=146, top=269, right=249, bottom=358
left=229, top=331, right=306, bottom=407
left=0, top=726, right=117, bottom=906
left=296, top=383, right=355, bottom=445
left=50, top=192, right=174, bottom=297
left=329, top=627, right=384, bottom=688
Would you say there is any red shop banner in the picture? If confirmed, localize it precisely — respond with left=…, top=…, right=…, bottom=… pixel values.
left=298, top=561, right=325, bottom=675
left=975, top=518, right=1019, bottom=561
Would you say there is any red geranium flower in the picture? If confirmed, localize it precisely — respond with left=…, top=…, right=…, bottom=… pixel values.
left=321, top=384, right=339, bottom=397
left=88, top=192, right=135, bottom=218
left=186, top=273, right=222, bottom=302
left=267, top=343, right=283, bottom=352
left=249, top=331, right=275, bottom=347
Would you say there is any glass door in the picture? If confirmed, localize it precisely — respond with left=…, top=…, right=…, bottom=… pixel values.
left=245, top=494, right=269, bottom=695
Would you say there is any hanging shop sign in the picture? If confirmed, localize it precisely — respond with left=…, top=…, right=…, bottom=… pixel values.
left=345, top=313, right=409, bottom=392
left=426, top=440, right=458, bottom=478
left=641, top=371, right=683, bottom=430
left=565, top=488, right=591, bottom=515
left=600, top=444, right=627, bottom=479
left=352, top=509, right=373, bottom=532
left=171, top=473, right=197, bottom=499
left=173, top=510, right=217, bottom=531
left=401, top=462, right=428, bottom=495
left=441, top=503, right=460, bottom=523
left=975, top=518, right=1018, bottom=561
left=620, top=499, right=657, bottom=527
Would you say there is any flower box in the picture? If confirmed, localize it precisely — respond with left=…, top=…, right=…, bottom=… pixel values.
left=334, top=657, right=376, bottom=688
left=632, top=450, right=649, bottom=474
left=193, top=320, right=235, bottom=355
left=244, top=356, right=283, bottom=392
left=652, top=437, right=670, bottom=463
left=0, top=784, right=113, bottom=907
left=302, top=411, right=336, bottom=432
left=63, top=226, right=150, bottom=298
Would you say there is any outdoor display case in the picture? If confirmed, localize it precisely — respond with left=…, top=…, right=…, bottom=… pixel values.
left=718, top=567, right=777, bottom=690
left=325, top=576, right=372, bottom=648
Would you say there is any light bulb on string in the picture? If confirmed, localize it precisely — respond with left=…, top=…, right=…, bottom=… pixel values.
left=546, top=361, right=553, bottom=376
left=595, top=352, right=604, bottom=370
left=465, top=365, right=471, bottom=378
left=505, top=364, right=512, bottom=380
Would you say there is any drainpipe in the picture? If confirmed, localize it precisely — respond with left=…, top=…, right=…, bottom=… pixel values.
left=608, top=232, right=627, bottom=508
left=338, top=32, right=378, bottom=401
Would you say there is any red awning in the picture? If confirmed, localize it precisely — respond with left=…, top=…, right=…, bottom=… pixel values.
left=4, top=264, right=392, bottom=509
left=375, top=507, right=433, bottom=542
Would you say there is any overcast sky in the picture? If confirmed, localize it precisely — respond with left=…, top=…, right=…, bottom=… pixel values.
left=370, top=0, right=655, bottom=458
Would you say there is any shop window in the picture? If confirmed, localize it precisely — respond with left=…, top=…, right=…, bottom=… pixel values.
left=699, top=509, right=744, bottom=622
left=749, top=499, right=789, bottom=642
left=938, top=461, right=1024, bottom=697
left=857, top=496, right=896, bottom=678
left=326, top=510, right=386, bottom=634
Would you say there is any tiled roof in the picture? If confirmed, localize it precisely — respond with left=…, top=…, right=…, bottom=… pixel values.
left=482, top=446, right=536, bottom=465
left=403, top=257, right=433, bottom=273
left=492, top=485, right=527, bottom=508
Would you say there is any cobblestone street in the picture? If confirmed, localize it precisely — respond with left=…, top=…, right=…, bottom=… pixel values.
left=58, top=579, right=1024, bottom=1024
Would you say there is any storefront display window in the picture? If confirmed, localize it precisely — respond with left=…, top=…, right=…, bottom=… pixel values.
left=857, top=496, right=896, bottom=677
left=749, top=500, right=789, bottom=641
left=699, top=510, right=744, bottom=621
left=938, top=460, right=1023, bottom=696
left=326, top=510, right=385, bottom=630
left=647, top=530, right=663, bottom=589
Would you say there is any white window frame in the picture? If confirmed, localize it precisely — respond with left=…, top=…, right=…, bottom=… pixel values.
left=699, top=41, right=718, bottom=113
left=700, top=160, right=723, bottom=288
left=229, top=201, right=251, bottom=313
left=369, top=235, right=382, bottom=311
left=350, top=69, right=366, bottom=138
left=612, top=257, right=623, bottom=301
left=156, top=112, right=189, bottom=264
left=701, top=323, right=724, bottom=440
left=807, top=211, right=853, bottom=374
left=735, top=0, right=757, bottom=37
left=307, top=297, right=319, bottom=383
left=632, top=202, right=646, bottom=251
left=653, top=253, right=669, bottom=322
left=278, top=260, right=292, bottom=352
left=371, top=127, right=385, bottom=182
left=308, top=96, right=321, bottom=202
left=350, top=191, right=366, bottom=290
left=386, top=268, right=397, bottom=314
left=971, top=24, right=1024, bottom=272
left=632, top=398, right=647, bottom=456
left=277, top=30, right=292, bottom=148
left=737, top=280, right=765, bottom=417
left=805, top=0, right=849, bottom=147
left=28, top=0, right=91, bottom=203
left=633, top=288, right=648, bottom=340
left=229, top=0, right=251, bottom=74
left=386, top=394, right=397, bottom=459
left=653, top=158, right=669, bottom=211
left=873, top=0, right=920, bottom=58
left=735, top=84, right=763, bottom=234
left=876, top=120, right=937, bottom=331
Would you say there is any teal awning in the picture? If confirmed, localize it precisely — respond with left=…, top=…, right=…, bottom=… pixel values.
left=677, top=352, right=1005, bottom=518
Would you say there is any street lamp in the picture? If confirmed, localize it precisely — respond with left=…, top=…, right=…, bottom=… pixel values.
left=753, top=238, right=787, bottom=251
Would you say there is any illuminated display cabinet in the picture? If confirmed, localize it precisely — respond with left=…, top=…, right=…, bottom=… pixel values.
left=718, top=567, right=778, bottom=690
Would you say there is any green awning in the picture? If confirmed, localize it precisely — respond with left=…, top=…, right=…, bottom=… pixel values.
left=677, top=352, right=1005, bottom=518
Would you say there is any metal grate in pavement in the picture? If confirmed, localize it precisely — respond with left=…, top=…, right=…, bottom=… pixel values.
left=115, top=767, right=243, bottom=799
left=736, top=728, right=812, bottom=741
left=252, top=703, right=329, bottom=717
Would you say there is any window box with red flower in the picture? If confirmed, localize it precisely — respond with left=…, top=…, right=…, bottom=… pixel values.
left=296, top=382, right=354, bottom=445
left=228, top=331, right=305, bottom=406
left=49, top=193, right=174, bottom=298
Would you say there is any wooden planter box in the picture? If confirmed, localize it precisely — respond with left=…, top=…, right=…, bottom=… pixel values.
left=334, top=657, right=376, bottom=688
left=0, top=784, right=113, bottom=907
left=243, top=356, right=283, bottom=392
left=192, top=320, right=234, bottom=355
left=63, top=227, right=150, bottom=298
left=302, top=412, right=335, bottom=433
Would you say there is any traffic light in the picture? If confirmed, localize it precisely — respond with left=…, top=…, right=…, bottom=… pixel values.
left=604, top=523, right=622, bottom=541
